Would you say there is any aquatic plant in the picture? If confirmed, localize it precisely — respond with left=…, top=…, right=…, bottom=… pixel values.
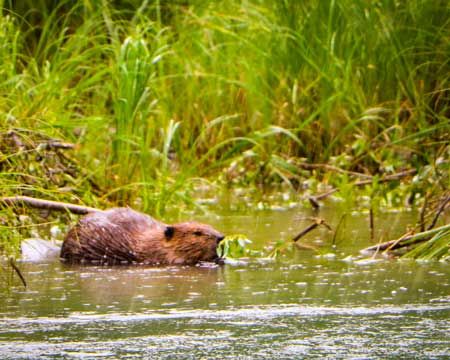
left=217, top=234, right=253, bottom=259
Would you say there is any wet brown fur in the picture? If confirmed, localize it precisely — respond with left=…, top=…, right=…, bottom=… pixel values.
left=60, top=208, right=224, bottom=265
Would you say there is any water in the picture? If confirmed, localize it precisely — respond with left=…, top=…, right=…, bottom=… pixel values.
left=1, top=208, right=449, bottom=359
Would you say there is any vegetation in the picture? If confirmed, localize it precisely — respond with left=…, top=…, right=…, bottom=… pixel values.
left=0, top=0, right=448, bottom=259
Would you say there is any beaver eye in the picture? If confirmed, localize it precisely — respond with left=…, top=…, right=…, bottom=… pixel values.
left=193, top=231, right=203, bottom=236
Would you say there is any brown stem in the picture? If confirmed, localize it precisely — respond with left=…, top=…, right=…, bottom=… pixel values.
left=292, top=218, right=331, bottom=242
left=427, top=194, right=450, bottom=231
left=369, top=207, right=374, bottom=241
left=419, top=194, right=428, bottom=232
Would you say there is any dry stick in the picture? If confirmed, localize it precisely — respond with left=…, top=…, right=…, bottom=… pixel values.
left=309, top=188, right=338, bottom=209
left=427, top=194, right=450, bottom=231
left=44, top=141, right=75, bottom=150
left=9, top=258, right=26, bottom=288
left=308, top=169, right=417, bottom=208
left=292, top=218, right=332, bottom=242
left=0, top=196, right=101, bottom=215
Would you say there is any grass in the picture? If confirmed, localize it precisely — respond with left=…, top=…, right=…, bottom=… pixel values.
left=0, top=0, right=449, bottom=257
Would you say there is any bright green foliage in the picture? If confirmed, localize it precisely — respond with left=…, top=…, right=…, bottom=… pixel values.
left=217, top=234, right=252, bottom=259
left=403, top=224, right=450, bottom=261
left=0, top=1, right=448, bottom=256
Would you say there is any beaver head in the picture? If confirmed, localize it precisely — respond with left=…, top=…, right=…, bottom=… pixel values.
left=162, top=221, right=225, bottom=265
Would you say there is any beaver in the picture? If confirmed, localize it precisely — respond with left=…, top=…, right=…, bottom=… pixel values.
left=61, top=208, right=225, bottom=265
left=1, top=196, right=225, bottom=265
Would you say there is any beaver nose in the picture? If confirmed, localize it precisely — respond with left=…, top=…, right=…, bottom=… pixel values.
left=217, top=235, right=225, bottom=243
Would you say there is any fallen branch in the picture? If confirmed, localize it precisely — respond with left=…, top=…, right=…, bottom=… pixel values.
left=298, top=163, right=373, bottom=179
left=427, top=194, right=450, bottom=230
left=360, top=223, right=450, bottom=254
left=0, top=196, right=100, bottom=215
left=308, top=169, right=417, bottom=208
left=293, top=217, right=332, bottom=242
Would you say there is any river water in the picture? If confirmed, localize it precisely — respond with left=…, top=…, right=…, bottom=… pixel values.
left=1, top=207, right=449, bottom=359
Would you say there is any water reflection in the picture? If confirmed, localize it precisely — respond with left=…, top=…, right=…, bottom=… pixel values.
left=1, top=208, right=449, bottom=358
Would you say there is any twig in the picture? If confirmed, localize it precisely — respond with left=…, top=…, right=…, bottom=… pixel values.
left=293, top=217, right=332, bottom=242
left=427, top=194, right=450, bottom=231
left=43, top=141, right=75, bottom=150
left=354, top=169, right=417, bottom=186
left=1, top=196, right=100, bottom=215
left=9, top=258, right=27, bottom=288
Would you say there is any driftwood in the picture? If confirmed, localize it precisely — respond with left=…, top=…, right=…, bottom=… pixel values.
left=0, top=196, right=100, bottom=215
left=308, top=169, right=417, bottom=208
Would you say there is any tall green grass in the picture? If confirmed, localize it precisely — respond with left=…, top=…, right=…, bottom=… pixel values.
left=0, top=0, right=448, bottom=216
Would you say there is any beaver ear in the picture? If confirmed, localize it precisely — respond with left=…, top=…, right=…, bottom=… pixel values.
left=164, top=226, right=175, bottom=240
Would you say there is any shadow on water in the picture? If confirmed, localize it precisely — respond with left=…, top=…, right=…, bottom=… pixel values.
left=1, top=207, right=449, bottom=359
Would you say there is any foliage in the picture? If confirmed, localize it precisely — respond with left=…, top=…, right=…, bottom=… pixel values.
left=403, top=226, right=450, bottom=261
left=217, top=234, right=252, bottom=259
left=0, top=0, right=448, bottom=258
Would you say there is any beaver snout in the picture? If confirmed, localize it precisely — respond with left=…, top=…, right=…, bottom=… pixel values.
left=217, top=235, right=225, bottom=243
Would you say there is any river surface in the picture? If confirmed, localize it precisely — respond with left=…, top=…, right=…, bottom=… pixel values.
left=1, top=207, right=449, bottom=359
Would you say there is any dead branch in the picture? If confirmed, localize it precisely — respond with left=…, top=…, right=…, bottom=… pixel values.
left=293, top=217, right=332, bottom=242
left=427, top=194, right=450, bottom=230
left=360, top=223, right=450, bottom=253
left=1, top=196, right=101, bottom=215
left=308, top=169, right=417, bottom=207
left=298, top=162, right=373, bottom=179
